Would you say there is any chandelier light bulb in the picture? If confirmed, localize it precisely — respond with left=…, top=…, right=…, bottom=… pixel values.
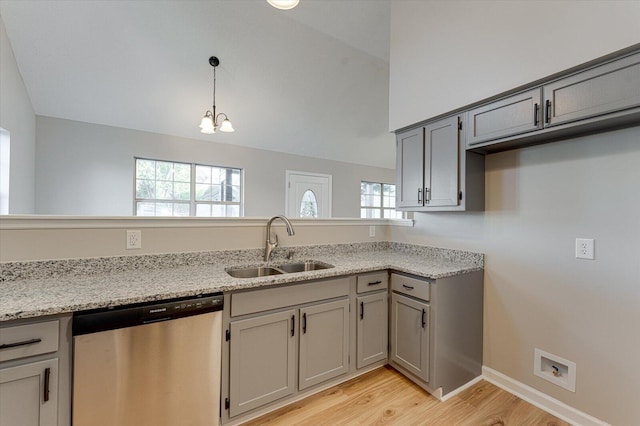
left=219, top=118, right=235, bottom=133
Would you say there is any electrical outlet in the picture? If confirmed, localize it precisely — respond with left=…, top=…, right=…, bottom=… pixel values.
left=126, top=230, right=142, bottom=250
left=369, top=225, right=376, bottom=237
left=575, top=238, right=594, bottom=260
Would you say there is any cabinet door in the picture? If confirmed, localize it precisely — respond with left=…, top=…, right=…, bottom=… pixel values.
left=424, top=116, right=459, bottom=207
left=544, top=52, right=640, bottom=128
left=299, top=299, right=349, bottom=390
left=0, top=358, right=58, bottom=426
left=396, top=128, right=425, bottom=208
left=229, top=309, right=296, bottom=417
left=356, top=292, right=388, bottom=369
left=467, top=88, right=542, bottom=146
left=390, top=293, right=429, bottom=382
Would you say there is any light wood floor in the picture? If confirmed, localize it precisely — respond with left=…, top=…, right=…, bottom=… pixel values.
left=244, top=366, right=570, bottom=425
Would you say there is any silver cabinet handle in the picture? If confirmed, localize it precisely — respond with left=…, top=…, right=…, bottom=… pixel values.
left=417, top=188, right=422, bottom=203
left=0, top=338, right=42, bottom=350
left=424, top=187, right=430, bottom=203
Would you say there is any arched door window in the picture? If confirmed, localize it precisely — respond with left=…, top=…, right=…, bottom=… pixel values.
left=299, top=190, right=318, bottom=218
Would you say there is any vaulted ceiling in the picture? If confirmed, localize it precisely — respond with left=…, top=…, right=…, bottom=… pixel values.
left=0, top=0, right=394, bottom=168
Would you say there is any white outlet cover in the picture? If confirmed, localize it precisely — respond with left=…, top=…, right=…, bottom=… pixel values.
left=126, top=230, right=142, bottom=250
left=575, top=238, right=594, bottom=260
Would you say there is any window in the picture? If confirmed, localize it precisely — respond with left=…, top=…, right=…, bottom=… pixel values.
left=360, top=181, right=403, bottom=219
left=135, top=158, right=242, bottom=217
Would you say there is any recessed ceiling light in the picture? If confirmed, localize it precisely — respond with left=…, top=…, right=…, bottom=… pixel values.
left=267, top=0, right=300, bottom=10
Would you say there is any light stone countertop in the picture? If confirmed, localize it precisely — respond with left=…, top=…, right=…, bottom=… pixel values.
left=0, top=243, right=483, bottom=322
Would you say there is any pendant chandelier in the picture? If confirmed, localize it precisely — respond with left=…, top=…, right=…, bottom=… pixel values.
left=199, top=56, right=234, bottom=134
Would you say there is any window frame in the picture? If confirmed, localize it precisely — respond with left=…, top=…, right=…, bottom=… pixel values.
left=360, top=181, right=403, bottom=219
left=134, top=157, right=244, bottom=217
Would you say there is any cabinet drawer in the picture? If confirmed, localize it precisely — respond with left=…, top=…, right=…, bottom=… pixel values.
left=0, top=320, right=59, bottom=362
left=231, top=277, right=350, bottom=317
left=356, top=271, right=388, bottom=294
left=391, top=273, right=430, bottom=301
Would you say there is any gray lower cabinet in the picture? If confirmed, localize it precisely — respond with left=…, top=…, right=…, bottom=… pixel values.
left=390, top=292, right=430, bottom=382
left=228, top=309, right=296, bottom=417
left=0, top=315, right=70, bottom=426
left=356, top=292, right=388, bottom=369
left=298, top=299, right=349, bottom=390
left=0, top=359, right=59, bottom=426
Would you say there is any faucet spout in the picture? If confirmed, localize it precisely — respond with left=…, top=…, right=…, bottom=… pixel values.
left=265, top=215, right=295, bottom=262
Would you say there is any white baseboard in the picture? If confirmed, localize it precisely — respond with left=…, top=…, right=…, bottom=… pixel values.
left=440, top=375, right=483, bottom=402
left=482, top=366, right=610, bottom=426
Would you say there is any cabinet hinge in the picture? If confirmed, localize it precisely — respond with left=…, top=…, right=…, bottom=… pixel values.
left=459, top=191, right=463, bottom=201
left=225, top=329, right=231, bottom=341
left=225, top=397, right=230, bottom=410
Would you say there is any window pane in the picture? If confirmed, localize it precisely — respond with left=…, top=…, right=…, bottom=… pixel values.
left=196, top=165, right=211, bottom=183
left=384, top=209, right=403, bottom=219
left=226, top=205, right=240, bottom=217
left=173, top=203, right=190, bottom=216
left=211, top=167, right=223, bottom=184
left=136, top=159, right=155, bottom=179
left=155, top=202, right=173, bottom=216
left=196, top=204, right=211, bottom=216
left=300, top=190, right=318, bottom=218
left=155, top=181, right=173, bottom=200
left=156, top=161, right=173, bottom=180
left=211, top=204, right=224, bottom=216
left=196, top=183, right=211, bottom=201
left=361, top=208, right=380, bottom=219
left=174, top=163, right=191, bottom=182
left=136, top=179, right=155, bottom=199
left=231, top=169, right=241, bottom=186
left=136, top=201, right=155, bottom=216
left=231, top=186, right=240, bottom=202
left=174, top=182, right=190, bottom=200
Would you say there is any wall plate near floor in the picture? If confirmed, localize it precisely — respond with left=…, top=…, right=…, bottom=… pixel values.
left=534, top=348, right=576, bottom=392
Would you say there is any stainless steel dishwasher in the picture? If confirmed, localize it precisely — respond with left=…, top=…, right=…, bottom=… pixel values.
left=72, top=293, right=223, bottom=426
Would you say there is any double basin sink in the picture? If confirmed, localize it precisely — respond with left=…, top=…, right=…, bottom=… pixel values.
left=226, top=261, right=333, bottom=278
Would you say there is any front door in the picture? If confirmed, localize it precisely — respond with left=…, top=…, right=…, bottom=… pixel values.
left=285, top=171, right=332, bottom=218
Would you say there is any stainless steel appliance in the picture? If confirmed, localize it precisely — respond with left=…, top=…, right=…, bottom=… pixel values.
left=72, top=293, right=223, bottom=426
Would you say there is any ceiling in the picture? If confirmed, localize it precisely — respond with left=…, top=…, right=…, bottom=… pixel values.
left=0, top=0, right=395, bottom=169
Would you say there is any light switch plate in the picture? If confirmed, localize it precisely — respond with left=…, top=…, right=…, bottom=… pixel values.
left=575, top=238, right=594, bottom=260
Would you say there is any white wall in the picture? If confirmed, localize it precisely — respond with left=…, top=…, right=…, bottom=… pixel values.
left=0, top=15, right=35, bottom=213
left=389, top=0, right=640, bottom=131
left=35, top=116, right=394, bottom=217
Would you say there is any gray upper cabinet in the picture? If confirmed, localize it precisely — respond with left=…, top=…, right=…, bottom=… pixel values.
left=396, top=115, right=472, bottom=211
left=464, top=48, right=640, bottom=153
left=396, top=127, right=424, bottom=208
left=544, top=52, right=640, bottom=127
left=425, top=116, right=460, bottom=207
left=467, top=88, right=542, bottom=146
left=229, top=309, right=296, bottom=417
left=298, top=299, right=349, bottom=391
left=356, top=291, right=388, bottom=369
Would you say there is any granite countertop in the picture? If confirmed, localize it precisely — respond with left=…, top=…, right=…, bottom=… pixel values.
left=0, top=243, right=484, bottom=322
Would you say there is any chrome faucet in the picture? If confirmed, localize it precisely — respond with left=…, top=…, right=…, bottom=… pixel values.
left=264, top=215, right=295, bottom=262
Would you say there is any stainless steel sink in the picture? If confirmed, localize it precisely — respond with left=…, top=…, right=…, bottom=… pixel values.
left=226, top=266, right=284, bottom=278
left=226, top=261, right=334, bottom=278
left=277, top=261, right=334, bottom=273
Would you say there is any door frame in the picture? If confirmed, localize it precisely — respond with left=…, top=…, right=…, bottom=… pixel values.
left=284, top=170, right=332, bottom=218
